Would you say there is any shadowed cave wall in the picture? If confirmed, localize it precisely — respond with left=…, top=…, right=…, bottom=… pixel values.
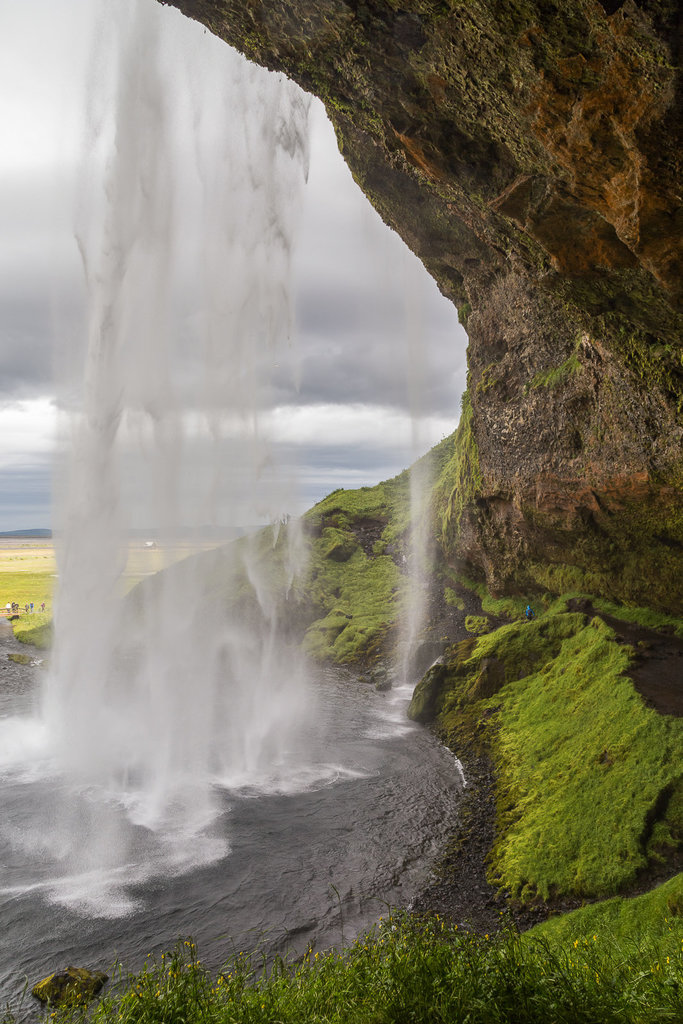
left=159, top=0, right=682, bottom=612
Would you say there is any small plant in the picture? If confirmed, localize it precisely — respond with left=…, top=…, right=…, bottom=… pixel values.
left=445, top=586, right=465, bottom=610
left=7, top=917, right=680, bottom=1024
left=465, top=614, right=490, bottom=635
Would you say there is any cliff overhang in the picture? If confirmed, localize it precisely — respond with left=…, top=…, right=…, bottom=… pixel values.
left=159, top=0, right=682, bottom=613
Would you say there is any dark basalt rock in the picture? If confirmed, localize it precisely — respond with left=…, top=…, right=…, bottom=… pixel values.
left=408, top=660, right=448, bottom=723
left=469, top=656, right=506, bottom=700
left=373, top=666, right=392, bottom=691
left=159, top=0, right=682, bottom=613
left=32, top=966, right=108, bottom=1006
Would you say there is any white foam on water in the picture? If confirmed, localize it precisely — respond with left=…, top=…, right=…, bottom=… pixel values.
left=0, top=717, right=52, bottom=778
left=364, top=683, right=421, bottom=740
left=217, top=762, right=375, bottom=799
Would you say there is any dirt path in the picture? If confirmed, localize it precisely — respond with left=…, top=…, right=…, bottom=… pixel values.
left=566, top=598, right=683, bottom=717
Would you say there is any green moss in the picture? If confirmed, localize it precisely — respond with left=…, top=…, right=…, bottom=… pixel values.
left=528, top=350, right=581, bottom=390
left=452, top=570, right=529, bottom=621
left=522, top=480, right=683, bottom=615
left=408, top=635, right=477, bottom=726
left=423, top=603, right=683, bottom=904
left=457, top=300, right=471, bottom=328
left=490, top=616, right=683, bottom=900
left=435, top=393, right=482, bottom=556
left=302, top=547, right=401, bottom=664
left=464, top=614, right=490, bottom=635
left=444, top=586, right=464, bottom=610
left=609, top=322, right=683, bottom=420
left=322, top=526, right=358, bottom=563
left=297, top=464, right=430, bottom=664
left=475, top=362, right=500, bottom=394
left=14, top=613, right=53, bottom=649
left=592, top=597, right=683, bottom=639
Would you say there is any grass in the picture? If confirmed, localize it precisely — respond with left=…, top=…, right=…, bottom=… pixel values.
left=13, top=611, right=53, bottom=649
left=530, top=873, right=683, bottom=947
left=0, top=571, right=53, bottom=611
left=0, top=539, right=228, bottom=649
left=0, top=545, right=56, bottom=576
left=413, top=605, right=683, bottom=903
left=11, top=916, right=682, bottom=1023
left=0, top=564, right=54, bottom=647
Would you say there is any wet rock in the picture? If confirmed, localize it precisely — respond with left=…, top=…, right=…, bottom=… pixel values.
left=8, top=653, right=43, bottom=667
left=405, top=639, right=448, bottom=679
left=469, top=657, right=506, bottom=700
left=372, top=667, right=392, bottom=692
left=32, top=966, right=108, bottom=1006
left=408, top=660, right=447, bottom=723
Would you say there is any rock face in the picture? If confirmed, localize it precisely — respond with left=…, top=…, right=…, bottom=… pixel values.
left=161, top=0, right=682, bottom=612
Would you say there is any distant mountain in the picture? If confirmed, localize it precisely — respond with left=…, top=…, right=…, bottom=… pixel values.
left=0, top=529, right=52, bottom=538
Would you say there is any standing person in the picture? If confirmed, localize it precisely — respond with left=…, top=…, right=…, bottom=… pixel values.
left=525, top=604, right=535, bottom=621
left=41, top=602, right=45, bottom=613
left=30, top=602, right=34, bottom=613
left=5, top=602, right=10, bottom=616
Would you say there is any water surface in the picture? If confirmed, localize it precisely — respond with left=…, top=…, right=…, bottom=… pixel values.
left=0, top=620, right=462, bottom=1003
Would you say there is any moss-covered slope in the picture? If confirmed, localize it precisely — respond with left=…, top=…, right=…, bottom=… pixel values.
left=409, top=592, right=683, bottom=922
left=130, top=434, right=456, bottom=668
left=298, top=476, right=409, bottom=663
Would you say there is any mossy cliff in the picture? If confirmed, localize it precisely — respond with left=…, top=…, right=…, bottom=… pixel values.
left=160, top=0, right=682, bottom=613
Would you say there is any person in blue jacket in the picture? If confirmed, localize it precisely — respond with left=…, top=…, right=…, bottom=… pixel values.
left=525, top=604, right=535, bottom=620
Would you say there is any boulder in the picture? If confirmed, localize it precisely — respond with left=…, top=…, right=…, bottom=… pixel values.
left=408, top=661, right=448, bottom=724
left=32, top=966, right=108, bottom=1006
left=372, top=667, right=392, bottom=692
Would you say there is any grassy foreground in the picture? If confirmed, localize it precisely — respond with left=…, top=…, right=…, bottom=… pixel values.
left=10, top=915, right=682, bottom=1024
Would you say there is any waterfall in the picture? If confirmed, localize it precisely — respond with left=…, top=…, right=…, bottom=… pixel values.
left=44, top=0, right=312, bottom=839
left=397, top=261, right=434, bottom=688
left=0, top=0, right=453, bottom=925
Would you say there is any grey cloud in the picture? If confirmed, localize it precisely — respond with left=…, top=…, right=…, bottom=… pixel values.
left=274, top=440, right=418, bottom=512
left=0, top=465, right=52, bottom=532
left=265, top=283, right=467, bottom=419
left=0, top=294, right=55, bottom=398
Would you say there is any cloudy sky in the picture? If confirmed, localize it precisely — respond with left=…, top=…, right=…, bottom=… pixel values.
left=0, top=0, right=467, bottom=533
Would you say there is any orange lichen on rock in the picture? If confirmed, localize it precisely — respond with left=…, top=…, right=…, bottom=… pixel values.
left=394, top=131, right=445, bottom=181
left=526, top=10, right=679, bottom=295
